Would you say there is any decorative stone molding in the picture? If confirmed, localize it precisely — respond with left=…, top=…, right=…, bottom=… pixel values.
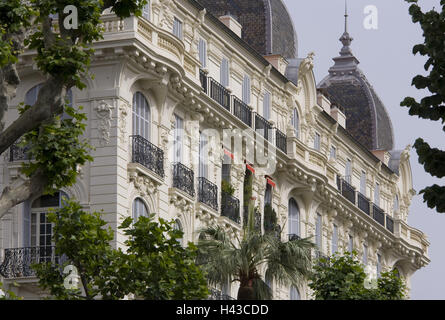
left=118, top=101, right=129, bottom=145
left=95, top=100, right=114, bottom=147
left=169, top=188, right=194, bottom=216
left=128, top=171, right=159, bottom=197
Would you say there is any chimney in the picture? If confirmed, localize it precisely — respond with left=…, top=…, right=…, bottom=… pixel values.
left=317, top=91, right=332, bottom=114
left=330, top=104, right=346, bottom=129
left=263, top=54, right=289, bottom=75
left=219, top=15, right=242, bottom=38
left=371, top=150, right=391, bottom=166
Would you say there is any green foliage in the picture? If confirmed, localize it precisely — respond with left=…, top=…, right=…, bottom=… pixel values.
left=309, top=251, right=406, bottom=300
left=221, top=179, right=235, bottom=196
left=401, top=0, right=445, bottom=213
left=263, top=203, right=278, bottom=234
left=33, top=199, right=208, bottom=300
left=0, top=282, right=22, bottom=300
left=18, top=104, right=93, bottom=194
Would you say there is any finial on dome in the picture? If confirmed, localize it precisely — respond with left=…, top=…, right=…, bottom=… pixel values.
left=339, top=0, right=353, bottom=56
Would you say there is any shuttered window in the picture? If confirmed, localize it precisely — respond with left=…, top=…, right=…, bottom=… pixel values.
left=132, top=92, right=151, bottom=141
left=314, top=132, right=321, bottom=151
left=363, top=244, right=368, bottom=265
left=198, top=38, right=207, bottom=68
left=374, top=183, right=380, bottom=207
left=142, top=1, right=150, bottom=20
left=345, top=159, right=352, bottom=184
left=263, top=91, right=271, bottom=120
left=348, top=234, right=354, bottom=253
left=173, top=17, right=183, bottom=39
left=292, top=108, right=299, bottom=139
left=315, top=213, right=322, bottom=250
left=377, top=254, right=382, bottom=277
left=174, top=115, right=183, bottom=164
left=220, top=58, right=229, bottom=87
left=242, top=75, right=251, bottom=104
left=360, top=171, right=367, bottom=195
left=288, top=198, right=300, bottom=237
left=199, top=131, right=208, bottom=178
left=332, top=224, right=338, bottom=255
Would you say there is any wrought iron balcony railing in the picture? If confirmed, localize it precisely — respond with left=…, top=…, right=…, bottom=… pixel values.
left=373, top=204, right=385, bottom=226
left=198, top=177, right=218, bottom=211
left=0, top=246, right=65, bottom=278
left=337, top=176, right=356, bottom=205
left=255, top=113, right=273, bottom=141
left=275, top=129, right=287, bottom=153
left=199, top=69, right=208, bottom=93
left=130, top=135, right=164, bottom=177
left=209, top=77, right=230, bottom=111
left=233, top=96, right=252, bottom=127
left=386, top=216, right=394, bottom=233
left=221, top=191, right=240, bottom=224
left=208, top=288, right=236, bottom=301
left=10, top=141, right=32, bottom=162
left=172, top=162, right=195, bottom=197
left=357, top=192, right=370, bottom=215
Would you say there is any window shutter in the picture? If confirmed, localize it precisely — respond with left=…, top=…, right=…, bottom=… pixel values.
left=174, top=115, right=183, bottom=163
left=23, top=200, right=31, bottom=247
left=314, top=133, right=321, bottom=151
left=332, top=224, right=338, bottom=254
left=360, top=171, right=367, bottom=195
left=220, top=58, right=229, bottom=87
left=316, top=214, right=322, bottom=250
left=263, top=91, right=270, bottom=120
left=173, top=17, right=182, bottom=39
left=199, top=132, right=208, bottom=178
left=142, top=1, right=150, bottom=20
left=374, top=183, right=380, bottom=207
left=242, top=75, right=251, bottom=104
left=292, top=108, right=299, bottom=138
left=198, top=38, right=207, bottom=68
left=345, top=159, right=352, bottom=184
left=288, top=199, right=300, bottom=237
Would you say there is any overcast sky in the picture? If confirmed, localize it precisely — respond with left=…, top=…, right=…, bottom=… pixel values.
left=283, top=0, right=445, bottom=299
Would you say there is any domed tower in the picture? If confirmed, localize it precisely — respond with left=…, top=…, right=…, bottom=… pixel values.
left=318, top=7, right=395, bottom=151
left=197, top=0, right=298, bottom=60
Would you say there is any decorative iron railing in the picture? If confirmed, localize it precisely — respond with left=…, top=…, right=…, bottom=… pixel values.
left=209, top=77, right=230, bottom=111
left=357, top=192, right=370, bottom=215
left=373, top=204, right=385, bottom=226
left=172, top=163, right=195, bottom=197
left=130, top=135, right=164, bottom=177
left=288, top=234, right=301, bottom=241
left=255, top=113, right=273, bottom=141
left=208, top=288, right=236, bottom=301
left=198, top=177, right=218, bottom=211
left=0, top=246, right=66, bottom=278
left=233, top=96, right=252, bottom=127
left=221, top=191, right=240, bottom=224
left=275, top=129, right=287, bottom=153
left=10, top=141, right=32, bottom=162
left=338, top=177, right=356, bottom=205
left=199, top=69, right=208, bottom=93
left=386, top=216, right=394, bottom=233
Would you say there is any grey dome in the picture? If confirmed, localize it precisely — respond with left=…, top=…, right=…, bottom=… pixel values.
left=318, top=25, right=395, bottom=151
left=197, top=0, right=298, bottom=59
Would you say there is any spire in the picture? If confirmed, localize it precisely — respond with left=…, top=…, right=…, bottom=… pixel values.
left=339, top=0, right=353, bottom=56
left=344, top=0, right=348, bottom=33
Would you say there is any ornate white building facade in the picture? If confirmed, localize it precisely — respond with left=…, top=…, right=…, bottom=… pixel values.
left=0, top=0, right=429, bottom=299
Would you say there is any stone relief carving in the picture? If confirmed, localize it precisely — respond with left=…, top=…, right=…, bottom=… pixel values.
left=129, top=171, right=159, bottom=196
left=95, top=100, right=114, bottom=147
left=118, top=102, right=129, bottom=145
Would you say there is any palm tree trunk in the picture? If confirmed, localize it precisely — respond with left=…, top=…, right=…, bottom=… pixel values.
left=237, top=278, right=255, bottom=300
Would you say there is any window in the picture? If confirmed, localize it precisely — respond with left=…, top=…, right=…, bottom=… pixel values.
left=222, top=153, right=231, bottom=183
left=263, top=91, right=271, bottom=120
left=314, top=132, right=321, bottom=151
left=198, top=38, right=207, bottom=68
left=363, top=244, right=368, bottom=265
left=332, top=224, right=338, bottom=255
left=26, top=83, right=73, bottom=118
left=360, top=171, right=367, bottom=195
left=173, top=17, right=183, bottom=39
left=345, top=159, right=352, bottom=184
left=291, top=108, right=299, bottom=139
left=242, top=75, right=251, bottom=105
left=374, top=183, right=380, bottom=207
left=377, top=254, right=382, bottom=278
left=330, top=146, right=336, bottom=160
left=174, top=219, right=183, bottom=246
left=132, top=198, right=148, bottom=221
left=220, top=58, right=229, bottom=87
left=199, top=131, right=208, bottom=178
left=394, top=194, right=399, bottom=212
left=265, top=271, right=273, bottom=295
left=288, top=198, right=300, bottom=238
left=348, top=234, right=354, bottom=253
left=174, top=115, right=183, bottom=164
left=132, top=92, right=151, bottom=141
left=315, top=213, right=322, bottom=250
left=290, top=286, right=300, bottom=300
left=142, top=1, right=150, bottom=21
left=265, top=184, right=272, bottom=206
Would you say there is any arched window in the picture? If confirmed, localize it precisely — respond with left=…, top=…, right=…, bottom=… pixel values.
left=174, top=219, right=183, bottom=246
left=25, top=83, right=73, bottom=120
left=132, top=198, right=148, bottom=221
left=290, top=286, right=300, bottom=300
left=132, top=92, right=151, bottom=141
left=291, top=108, right=299, bottom=139
left=288, top=198, right=300, bottom=239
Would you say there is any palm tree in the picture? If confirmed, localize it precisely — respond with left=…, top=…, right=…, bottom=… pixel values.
left=197, top=202, right=315, bottom=300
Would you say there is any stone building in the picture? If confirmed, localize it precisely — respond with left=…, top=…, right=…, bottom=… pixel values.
left=0, top=0, right=429, bottom=299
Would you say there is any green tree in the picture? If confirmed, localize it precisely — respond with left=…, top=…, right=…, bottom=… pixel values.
left=309, top=251, right=406, bottom=300
left=0, top=0, right=147, bottom=218
left=33, top=199, right=209, bottom=300
left=401, top=0, right=445, bottom=213
left=0, top=282, right=22, bottom=300
left=196, top=204, right=314, bottom=300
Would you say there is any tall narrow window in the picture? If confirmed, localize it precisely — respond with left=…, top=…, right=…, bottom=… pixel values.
left=173, top=17, right=183, bottom=39
left=292, top=108, right=299, bottom=139
left=220, top=58, right=229, bottom=87
left=132, top=92, right=151, bottom=141
left=374, top=183, right=380, bottom=207
left=132, top=198, right=148, bottom=221
left=332, top=224, right=338, bottom=255
left=290, top=286, right=300, bottom=300
left=142, top=1, right=150, bottom=20
left=265, top=270, right=273, bottom=295
left=394, top=194, right=399, bottom=212
left=263, top=91, right=271, bottom=120
left=330, top=146, right=336, bottom=160
left=199, top=131, right=208, bottom=178
left=288, top=198, right=300, bottom=238
left=360, top=171, right=367, bottom=195
left=314, top=132, right=321, bottom=151
left=363, top=244, right=368, bottom=265
left=198, top=38, right=207, bottom=68
left=348, top=234, right=354, bottom=253
left=242, top=75, right=251, bottom=104
left=174, top=115, right=183, bottom=164
left=265, top=184, right=272, bottom=206
left=315, top=213, right=322, bottom=250
left=377, top=253, right=382, bottom=278
left=345, top=159, right=352, bottom=184
left=174, top=219, right=183, bottom=246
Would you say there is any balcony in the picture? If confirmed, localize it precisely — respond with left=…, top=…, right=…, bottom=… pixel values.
left=357, top=192, right=370, bottom=215
left=373, top=204, right=385, bottom=226
left=221, top=191, right=240, bottom=224
left=199, top=69, right=208, bottom=93
left=130, top=135, right=164, bottom=177
left=0, top=246, right=65, bottom=279
left=275, top=129, right=287, bottom=154
left=198, top=177, right=218, bottom=211
left=233, top=96, right=252, bottom=127
left=209, top=77, right=230, bottom=111
left=386, top=216, right=394, bottom=233
left=337, top=176, right=356, bottom=205
left=172, top=163, right=195, bottom=197
left=255, top=113, right=273, bottom=141
left=10, top=141, right=32, bottom=162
